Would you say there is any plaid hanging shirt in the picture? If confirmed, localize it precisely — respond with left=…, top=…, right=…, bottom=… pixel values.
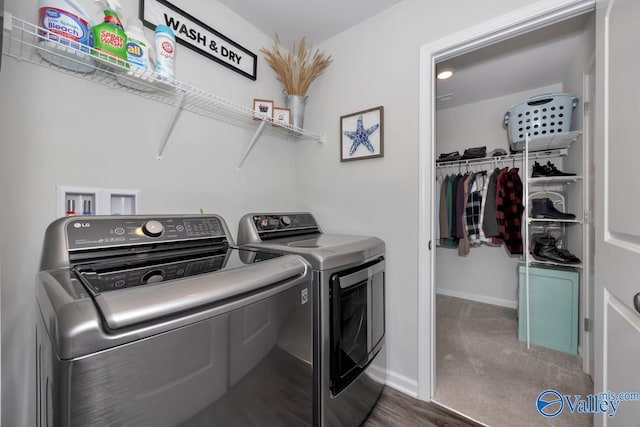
left=495, top=168, right=524, bottom=254
left=467, top=172, right=486, bottom=246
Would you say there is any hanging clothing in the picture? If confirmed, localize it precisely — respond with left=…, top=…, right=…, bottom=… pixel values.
left=458, top=173, right=474, bottom=256
left=467, top=171, right=486, bottom=246
left=441, top=175, right=458, bottom=248
left=492, top=167, right=509, bottom=245
left=478, top=170, right=491, bottom=244
left=435, top=176, right=443, bottom=241
left=482, top=168, right=500, bottom=238
left=501, top=168, right=524, bottom=255
left=439, top=175, right=449, bottom=239
left=434, top=163, right=523, bottom=256
left=449, top=175, right=457, bottom=239
left=455, top=173, right=469, bottom=240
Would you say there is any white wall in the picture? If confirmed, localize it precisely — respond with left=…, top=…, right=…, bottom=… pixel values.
left=434, top=84, right=562, bottom=308
left=0, top=1, right=297, bottom=426
left=295, top=0, right=537, bottom=393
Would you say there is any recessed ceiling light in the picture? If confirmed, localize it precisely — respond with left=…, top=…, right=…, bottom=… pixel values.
left=437, top=70, right=453, bottom=80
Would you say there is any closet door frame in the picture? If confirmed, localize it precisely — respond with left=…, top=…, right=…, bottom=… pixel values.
left=416, top=0, right=595, bottom=401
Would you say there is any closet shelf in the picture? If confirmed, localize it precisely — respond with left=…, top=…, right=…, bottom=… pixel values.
left=527, top=259, right=583, bottom=269
left=529, top=175, right=582, bottom=185
left=526, top=130, right=582, bottom=152
left=1, top=14, right=325, bottom=165
left=528, top=217, right=583, bottom=224
left=435, top=148, right=569, bottom=168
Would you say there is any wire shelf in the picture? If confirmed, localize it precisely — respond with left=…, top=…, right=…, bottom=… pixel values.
left=1, top=15, right=324, bottom=145
left=435, top=148, right=569, bottom=168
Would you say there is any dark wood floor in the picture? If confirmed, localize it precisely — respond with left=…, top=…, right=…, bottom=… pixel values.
left=363, top=386, right=483, bottom=427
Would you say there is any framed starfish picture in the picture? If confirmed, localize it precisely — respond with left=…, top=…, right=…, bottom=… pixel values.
left=340, top=106, right=384, bottom=161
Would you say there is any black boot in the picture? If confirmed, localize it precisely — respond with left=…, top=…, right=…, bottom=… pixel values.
left=531, top=162, right=549, bottom=177
left=532, top=236, right=581, bottom=264
left=545, top=161, right=576, bottom=177
left=530, top=198, right=576, bottom=220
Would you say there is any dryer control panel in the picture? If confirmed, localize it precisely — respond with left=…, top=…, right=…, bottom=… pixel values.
left=253, top=213, right=317, bottom=232
left=237, top=212, right=321, bottom=242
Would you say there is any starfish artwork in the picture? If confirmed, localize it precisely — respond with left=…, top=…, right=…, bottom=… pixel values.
left=344, top=115, right=380, bottom=156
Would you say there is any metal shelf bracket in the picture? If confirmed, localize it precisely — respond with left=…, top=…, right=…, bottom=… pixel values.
left=237, top=120, right=268, bottom=170
left=157, top=90, right=186, bottom=160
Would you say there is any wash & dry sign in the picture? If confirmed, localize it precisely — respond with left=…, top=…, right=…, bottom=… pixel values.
left=140, top=0, right=258, bottom=80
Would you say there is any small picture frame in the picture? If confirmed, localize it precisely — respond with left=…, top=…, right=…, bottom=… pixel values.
left=253, top=99, right=274, bottom=121
left=340, top=106, right=384, bottom=161
left=272, top=107, right=291, bottom=127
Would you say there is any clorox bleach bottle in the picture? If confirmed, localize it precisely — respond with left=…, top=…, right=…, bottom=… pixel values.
left=37, top=0, right=95, bottom=72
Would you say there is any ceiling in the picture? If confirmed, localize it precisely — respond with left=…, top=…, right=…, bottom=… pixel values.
left=217, top=0, right=405, bottom=47
left=216, top=1, right=592, bottom=110
left=436, top=13, right=593, bottom=109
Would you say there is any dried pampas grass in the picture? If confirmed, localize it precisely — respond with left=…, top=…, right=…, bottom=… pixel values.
left=261, top=35, right=332, bottom=96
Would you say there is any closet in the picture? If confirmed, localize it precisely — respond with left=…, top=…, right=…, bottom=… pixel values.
left=432, top=11, right=595, bottom=427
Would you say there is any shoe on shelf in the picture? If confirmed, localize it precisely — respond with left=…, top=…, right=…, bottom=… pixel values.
left=532, top=236, right=581, bottom=264
left=531, top=161, right=549, bottom=177
left=545, top=161, right=576, bottom=177
left=530, top=161, right=577, bottom=178
left=530, top=198, right=576, bottom=220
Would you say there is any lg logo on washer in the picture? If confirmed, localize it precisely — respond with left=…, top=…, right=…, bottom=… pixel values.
left=73, top=222, right=91, bottom=229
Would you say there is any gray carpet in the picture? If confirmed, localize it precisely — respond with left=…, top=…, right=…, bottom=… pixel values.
left=434, top=294, right=594, bottom=427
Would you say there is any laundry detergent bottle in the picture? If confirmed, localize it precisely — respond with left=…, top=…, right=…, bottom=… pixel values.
left=124, top=18, right=154, bottom=70
left=115, top=17, right=157, bottom=91
left=91, top=0, right=128, bottom=68
left=37, top=0, right=95, bottom=72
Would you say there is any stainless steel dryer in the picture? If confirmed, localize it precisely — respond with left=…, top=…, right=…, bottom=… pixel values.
left=36, top=214, right=313, bottom=427
left=237, top=212, right=386, bottom=427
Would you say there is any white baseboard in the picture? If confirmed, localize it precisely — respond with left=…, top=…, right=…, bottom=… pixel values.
left=436, top=288, right=517, bottom=309
left=384, top=369, right=419, bottom=398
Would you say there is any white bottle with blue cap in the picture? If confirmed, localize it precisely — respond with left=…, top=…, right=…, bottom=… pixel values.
left=155, top=24, right=176, bottom=80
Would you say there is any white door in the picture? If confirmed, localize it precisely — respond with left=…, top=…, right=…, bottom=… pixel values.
left=594, top=0, right=640, bottom=425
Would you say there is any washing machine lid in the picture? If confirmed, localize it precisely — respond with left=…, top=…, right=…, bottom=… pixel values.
left=39, top=248, right=310, bottom=359
left=77, top=248, right=301, bottom=330
left=240, top=233, right=385, bottom=270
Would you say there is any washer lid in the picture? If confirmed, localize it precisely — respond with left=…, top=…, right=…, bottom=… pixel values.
left=240, top=233, right=385, bottom=270
left=85, top=249, right=304, bottom=330
left=38, top=249, right=311, bottom=360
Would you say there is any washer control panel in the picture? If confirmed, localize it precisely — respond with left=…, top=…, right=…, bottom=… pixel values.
left=67, top=216, right=226, bottom=251
left=253, top=213, right=317, bottom=232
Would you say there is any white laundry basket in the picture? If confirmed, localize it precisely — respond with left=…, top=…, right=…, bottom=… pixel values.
left=504, top=93, right=578, bottom=152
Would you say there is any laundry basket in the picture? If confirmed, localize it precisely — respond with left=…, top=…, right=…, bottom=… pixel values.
left=504, top=93, right=578, bottom=152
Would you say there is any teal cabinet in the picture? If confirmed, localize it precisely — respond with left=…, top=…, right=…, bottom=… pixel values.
left=518, top=264, right=579, bottom=355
